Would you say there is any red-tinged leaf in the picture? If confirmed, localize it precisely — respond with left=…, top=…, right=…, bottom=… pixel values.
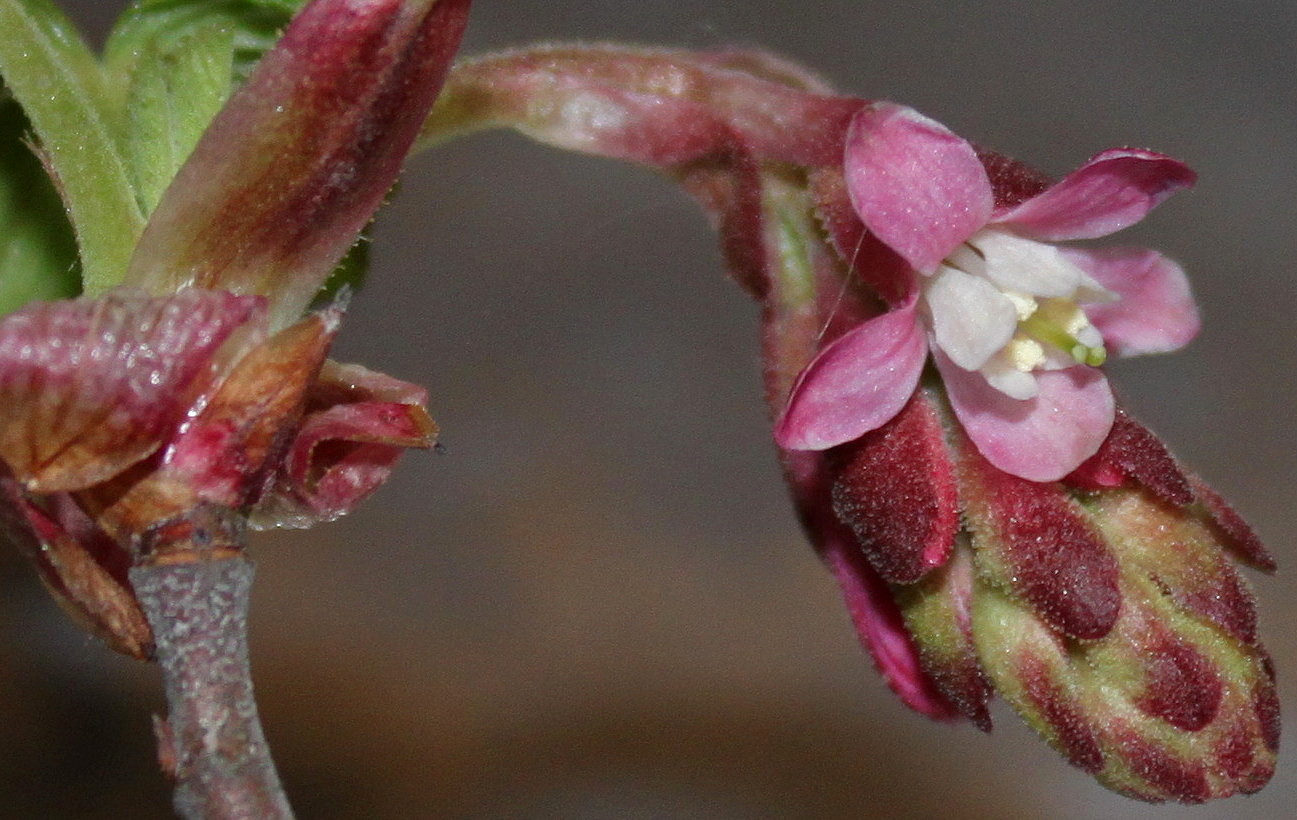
left=253, top=361, right=435, bottom=528
left=126, top=0, right=473, bottom=326
left=829, top=390, right=958, bottom=584
left=0, top=289, right=262, bottom=492
left=961, top=455, right=1121, bottom=640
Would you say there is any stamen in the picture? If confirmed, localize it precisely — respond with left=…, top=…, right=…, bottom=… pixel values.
left=1020, top=312, right=1108, bottom=366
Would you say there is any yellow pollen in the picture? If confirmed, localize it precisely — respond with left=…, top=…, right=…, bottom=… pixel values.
left=1005, top=335, right=1046, bottom=371
left=1004, top=291, right=1038, bottom=322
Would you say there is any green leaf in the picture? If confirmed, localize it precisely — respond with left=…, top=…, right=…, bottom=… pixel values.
left=105, top=1, right=301, bottom=91
left=104, top=1, right=304, bottom=218
left=0, top=0, right=145, bottom=295
left=0, top=96, right=78, bottom=314
left=123, top=23, right=235, bottom=216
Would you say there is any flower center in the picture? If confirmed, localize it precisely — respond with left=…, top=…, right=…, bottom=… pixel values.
left=924, top=228, right=1114, bottom=399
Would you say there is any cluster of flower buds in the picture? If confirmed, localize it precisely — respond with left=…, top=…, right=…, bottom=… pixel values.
left=422, top=44, right=1278, bottom=801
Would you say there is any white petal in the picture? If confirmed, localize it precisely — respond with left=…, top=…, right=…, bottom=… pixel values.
left=981, top=357, right=1040, bottom=399
left=970, top=228, right=1087, bottom=297
left=925, top=265, right=1018, bottom=370
left=1075, top=270, right=1119, bottom=303
left=945, top=243, right=987, bottom=277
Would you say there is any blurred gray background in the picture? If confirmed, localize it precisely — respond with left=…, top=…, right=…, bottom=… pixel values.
left=2, top=1, right=1293, bottom=817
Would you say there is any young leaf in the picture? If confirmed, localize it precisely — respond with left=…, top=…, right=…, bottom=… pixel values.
left=0, top=97, right=78, bottom=314
left=0, top=0, right=144, bottom=294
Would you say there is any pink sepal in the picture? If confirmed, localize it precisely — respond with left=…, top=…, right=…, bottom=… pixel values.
left=774, top=299, right=927, bottom=451
left=995, top=148, right=1196, bottom=241
left=843, top=103, right=993, bottom=273
left=1066, top=247, right=1199, bottom=356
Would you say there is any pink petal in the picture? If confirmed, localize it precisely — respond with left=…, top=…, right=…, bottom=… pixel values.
left=1063, top=247, right=1200, bottom=356
left=994, top=148, right=1196, bottom=241
left=774, top=301, right=927, bottom=450
left=935, top=350, right=1115, bottom=482
left=843, top=103, right=992, bottom=273
left=127, top=0, right=472, bottom=327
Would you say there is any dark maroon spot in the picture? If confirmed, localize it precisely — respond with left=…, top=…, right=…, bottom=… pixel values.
left=1134, top=636, right=1222, bottom=731
left=1018, top=654, right=1103, bottom=773
left=971, top=464, right=1121, bottom=639
left=1114, top=729, right=1211, bottom=803
left=829, top=393, right=958, bottom=584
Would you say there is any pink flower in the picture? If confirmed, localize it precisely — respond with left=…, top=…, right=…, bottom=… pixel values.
left=775, top=103, right=1200, bottom=481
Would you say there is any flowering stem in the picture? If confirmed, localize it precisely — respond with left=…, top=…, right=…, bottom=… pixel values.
left=129, top=554, right=293, bottom=820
